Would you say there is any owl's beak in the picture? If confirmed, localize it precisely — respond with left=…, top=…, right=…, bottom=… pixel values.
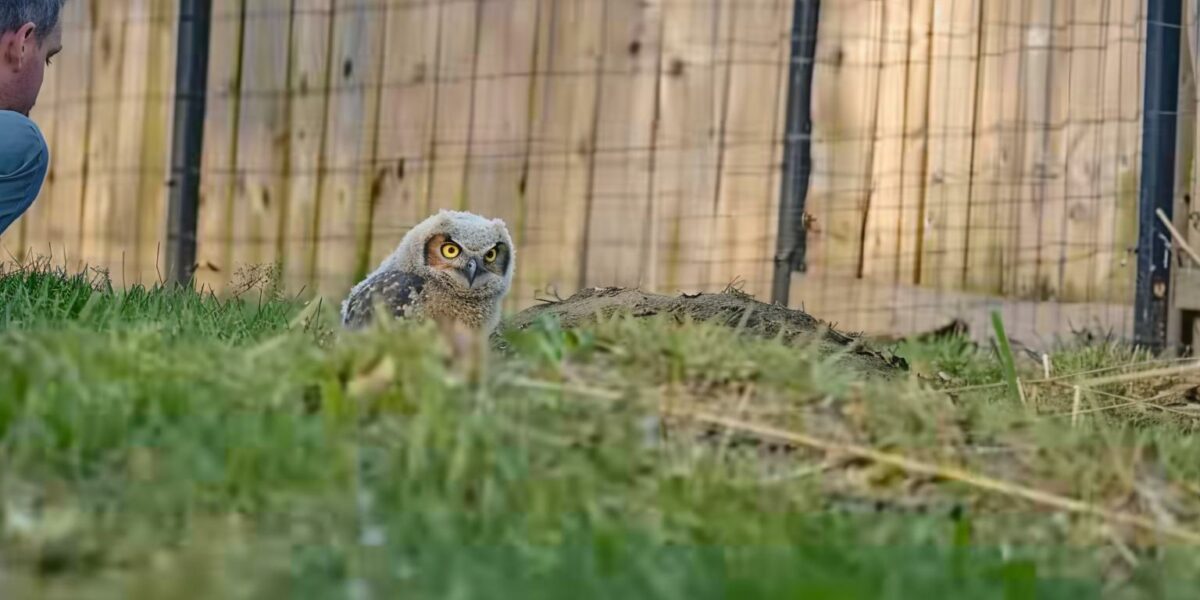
left=461, top=258, right=480, bottom=287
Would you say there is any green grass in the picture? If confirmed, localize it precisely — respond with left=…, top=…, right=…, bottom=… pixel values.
left=1, top=263, right=1198, bottom=598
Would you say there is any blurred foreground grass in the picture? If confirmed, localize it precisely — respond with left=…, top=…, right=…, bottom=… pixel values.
left=0, top=262, right=1197, bottom=599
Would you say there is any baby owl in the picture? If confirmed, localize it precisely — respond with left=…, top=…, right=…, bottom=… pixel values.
left=341, top=210, right=515, bottom=333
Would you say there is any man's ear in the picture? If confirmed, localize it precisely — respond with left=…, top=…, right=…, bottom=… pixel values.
left=16, top=23, right=36, bottom=65
left=0, top=23, right=36, bottom=67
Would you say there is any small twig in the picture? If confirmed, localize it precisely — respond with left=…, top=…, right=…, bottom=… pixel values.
left=1080, top=362, right=1200, bottom=388
left=1048, top=381, right=1191, bottom=419
left=685, top=412, right=1200, bottom=544
left=502, top=375, right=623, bottom=401
left=716, top=384, right=755, bottom=463
left=1157, top=208, right=1200, bottom=267
left=1072, top=386, right=1083, bottom=428
left=1046, top=401, right=1141, bottom=418
left=1108, top=527, right=1142, bottom=568
left=941, top=357, right=1198, bottom=395
left=1043, top=354, right=1052, bottom=379
left=757, top=460, right=836, bottom=486
left=941, top=381, right=1008, bottom=394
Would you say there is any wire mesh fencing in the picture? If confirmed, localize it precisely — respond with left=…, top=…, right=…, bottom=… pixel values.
left=4, top=0, right=1167, bottom=346
left=787, top=0, right=1148, bottom=347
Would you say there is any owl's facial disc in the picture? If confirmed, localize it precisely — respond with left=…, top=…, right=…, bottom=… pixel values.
left=424, top=234, right=507, bottom=294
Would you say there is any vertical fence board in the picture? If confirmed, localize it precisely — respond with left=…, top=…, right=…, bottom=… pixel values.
left=1031, top=0, right=1071, bottom=311
left=228, top=0, right=294, bottom=284
left=896, top=0, right=934, bottom=293
left=858, top=0, right=913, bottom=287
left=424, top=0, right=482, bottom=212
left=280, top=0, right=334, bottom=293
left=1008, top=0, right=1057, bottom=299
left=517, top=0, right=604, bottom=306
left=50, top=0, right=93, bottom=269
left=79, top=0, right=132, bottom=272
left=463, top=0, right=540, bottom=226
left=653, top=0, right=725, bottom=293
left=1186, top=1, right=1200, bottom=271
left=1094, top=0, right=1143, bottom=304
left=367, top=0, right=439, bottom=272
left=109, top=0, right=153, bottom=285
left=133, top=0, right=177, bottom=283
left=918, top=0, right=982, bottom=291
left=581, top=0, right=662, bottom=290
left=709, top=0, right=792, bottom=298
left=313, top=0, right=388, bottom=294
left=1059, top=0, right=1108, bottom=303
left=804, top=1, right=878, bottom=300
left=195, top=0, right=245, bottom=291
left=964, top=0, right=1022, bottom=296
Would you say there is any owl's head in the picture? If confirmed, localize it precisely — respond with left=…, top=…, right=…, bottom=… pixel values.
left=391, top=210, right=515, bottom=300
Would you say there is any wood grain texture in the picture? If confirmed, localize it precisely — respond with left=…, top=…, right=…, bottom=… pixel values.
left=857, top=0, right=913, bottom=287
left=228, top=0, right=293, bottom=285
left=581, top=0, right=662, bottom=291
left=133, top=0, right=177, bottom=284
left=195, top=0, right=246, bottom=292
left=366, top=0, right=440, bottom=279
left=1058, top=0, right=1109, bottom=302
left=516, top=0, right=605, bottom=307
left=918, top=0, right=982, bottom=292
left=806, top=0, right=881, bottom=305
left=708, top=0, right=792, bottom=299
left=1007, top=0, right=1059, bottom=301
left=44, top=0, right=93, bottom=271
left=652, top=0, right=725, bottom=294
left=79, top=0, right=132, bottom=273
left=281, top=0, right=335, bottom=294
left=963, top=0, right=1021, bottom=297
left=313, top=0, right=389, bottom=294
left=423, top=0, right=482, bottom=214
left=462, top=0, right=540, bottom=224
left=2, top=0, right=1154, bottom=341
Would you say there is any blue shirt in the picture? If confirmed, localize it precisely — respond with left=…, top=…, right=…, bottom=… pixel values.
left=0, top=110, right=50, bottom=236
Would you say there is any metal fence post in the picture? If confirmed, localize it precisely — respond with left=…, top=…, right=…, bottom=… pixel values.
left=772, top=0, right=821, bottom=306
left=165, top=0, right=213, bottom=287
left=1134, top=0, right=1183, bottom=352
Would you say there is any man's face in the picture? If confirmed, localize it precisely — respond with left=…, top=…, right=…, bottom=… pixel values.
left=0, top=19, right=63, bottom=115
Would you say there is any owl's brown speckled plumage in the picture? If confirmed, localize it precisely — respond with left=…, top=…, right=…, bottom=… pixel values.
left=341, top=210, right=515, bottom=333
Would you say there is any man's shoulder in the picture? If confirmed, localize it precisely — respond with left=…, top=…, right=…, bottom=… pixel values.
left=0, top=111, right=48, bottom=170
left=0, top=109, right=40, bottom=129
left=0, top=110, right=45, bottom=141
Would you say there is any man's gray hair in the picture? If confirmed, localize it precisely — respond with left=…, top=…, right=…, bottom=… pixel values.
left=0, top=0, right=66, bottom=41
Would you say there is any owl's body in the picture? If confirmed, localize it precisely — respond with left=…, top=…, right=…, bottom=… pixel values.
left=341, top=210, right=515, bottom=333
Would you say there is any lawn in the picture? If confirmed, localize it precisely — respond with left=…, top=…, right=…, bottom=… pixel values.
left=0, top=262, right=1198, bottom=599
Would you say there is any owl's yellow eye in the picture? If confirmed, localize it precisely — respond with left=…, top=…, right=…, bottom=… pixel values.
left=484, top=247, right=499, bottom=263
left=440, top=243, right=461, bottom=259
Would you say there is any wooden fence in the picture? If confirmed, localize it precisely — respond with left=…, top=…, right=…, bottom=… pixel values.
left=0, top=0, right=1167, bottom=339
left=797, top=0, right=1147, bottom=339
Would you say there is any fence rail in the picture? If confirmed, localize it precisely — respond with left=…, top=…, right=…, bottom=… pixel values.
left=5, top=0, right=1194, bottom=347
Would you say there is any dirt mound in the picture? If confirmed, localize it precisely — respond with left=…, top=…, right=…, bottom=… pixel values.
left=503, top=287, right=908, bottom=377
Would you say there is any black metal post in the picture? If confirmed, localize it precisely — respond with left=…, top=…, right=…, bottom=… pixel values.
left=1134, top=0, right=1183, bottom=352
left=772, top=0, right=821, bottom=306
left=166, top=0, right=213, bottom=287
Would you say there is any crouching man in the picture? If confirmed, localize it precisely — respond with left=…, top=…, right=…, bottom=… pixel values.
left=0, top=1, right=63, bottom=236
